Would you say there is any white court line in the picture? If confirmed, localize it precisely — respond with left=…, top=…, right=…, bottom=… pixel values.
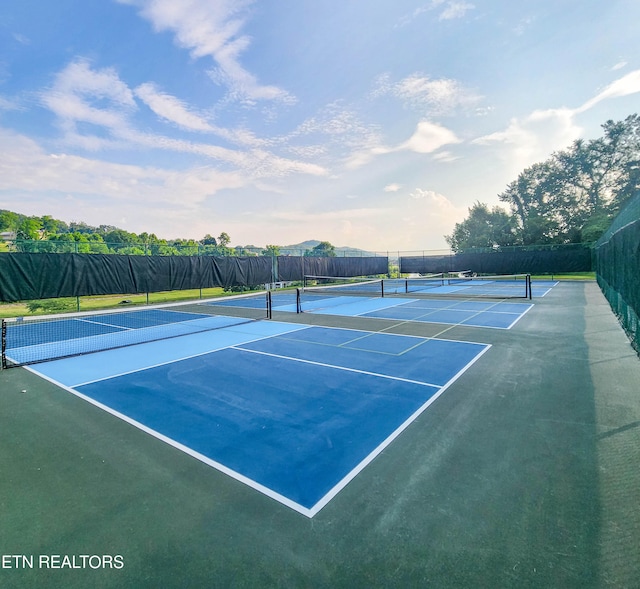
left=24, top=366, right=316, bottom=518
left=74, top=317, right=135, bottom=330
left=70, top=323, right=312, bottom=387
left=27, top=322, right=492, bottom=518
left=369, top=300, right=533, bottom=331
left=501, top=303, right=535, bottom=329
left=231, top=346, right=443, bottom=389
left=305, top=342, right=492, bottom=517
left=299, top=323, right=488, bottom=346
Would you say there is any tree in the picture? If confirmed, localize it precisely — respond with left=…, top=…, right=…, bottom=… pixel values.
left=0, top=210, right=20, bottom=231
left=17, top=217, right=43, bottom=240
left=102, top=229, right=139, bottom=251
left=217, top=232, right=231, bottom=247
left=497, top=114, right=640, bottom=244
left=498, top=162, right=567, bottom=244
left=445, top=202, right=517, bottom=252
left=262, top=244, right=280, bottom=256
left=201, top=234, right=217, bottom=246
left=305, top=241, right=337, bottom=257
left=41, top=215, right=68, bottom=236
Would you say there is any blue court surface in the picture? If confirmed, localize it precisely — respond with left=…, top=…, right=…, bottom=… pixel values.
left=384, top=277, right=557, bottom=298
left=210, top=291, right=298, bottom=312
left=29, top=320, right=490, bottom=517
left=4, top=308, right=255, bottom=365
left=207, top=280, right=556, bottom=329
left=210, top=291, right=532, bottom=329
left=301, top=297, right=533, bottom=329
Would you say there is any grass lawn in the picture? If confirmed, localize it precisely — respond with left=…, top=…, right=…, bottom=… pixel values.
left=531, top=272, right=595, bottom=280
left=0, top=287, right=242, bottom=319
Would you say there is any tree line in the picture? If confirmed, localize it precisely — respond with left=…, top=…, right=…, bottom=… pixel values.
left=0, top=212, right=338, bottom=257
left=445, top=113, right=640, bottom=252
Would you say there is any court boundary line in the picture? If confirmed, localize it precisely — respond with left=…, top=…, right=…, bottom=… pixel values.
left=25, top=321, right=492, bottom=518
left=69, top=323, right=312, bottom=388
left=231, top=346, right=444, bottom=389
left=296, top=323, right=488, bottom=347
left=360, top=302, right=534, bottom=331
left=363, top=303, right=494, bottom=329
left=6, top=315, right=261, bottom=368
left=306, top=342, right=492, bottom=516
left=302, top=294, right=534, bottom=331
left=3, top=302, right=227, bottom=325
left=24, top=366, right=315, bottom=517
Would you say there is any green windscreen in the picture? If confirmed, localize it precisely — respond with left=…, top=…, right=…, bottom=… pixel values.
left=594, top=191, right=640, bottom=355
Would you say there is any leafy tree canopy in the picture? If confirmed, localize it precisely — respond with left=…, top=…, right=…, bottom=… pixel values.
left=0, top=210, right=241, bottom=256
left=445, top=202, right=517, bottom=251
left=445, top=113, right=640, bottom=251
left=304, top=241, right=336, bottom=257
left=262, top=244, right=280, bottom=256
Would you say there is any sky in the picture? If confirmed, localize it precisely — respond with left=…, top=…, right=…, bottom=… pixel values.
left=1, top=1, right=639, bottom=252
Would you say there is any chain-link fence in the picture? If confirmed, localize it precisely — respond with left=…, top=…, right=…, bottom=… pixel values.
left=594, top=191, right=640, bottom=354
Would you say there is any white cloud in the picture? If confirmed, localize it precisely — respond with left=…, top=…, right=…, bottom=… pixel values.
left=40, top=59, right=136, bottom=149
left=438, top=1, right=474, bottom=21
left=287, top=102, right=383, bottom=170
left=133, top=83, right=267, bottom=147
left=408, top=189, right=464, bottom=219
left=512, top=15, right=535, bottom=36
left=288, top=102, right=381, bottom=149
left=135, top=82, right=214, bottom=132
left=472, top=69, right=640, bottom=176
left=0, top=96, right=21, bottom=111
left=117, top=0, right=295, bottom=105
left=576, top=69, right=640, bottom=112
left=373, top=72, right=482, bottom=116
left=344, top=120, right=460, bottom=169
left=12, top=33, right=30, bottom=45
left=0, top=128, right=245, bottom=205
left=46, top=59, right=136, bottom=110
left=384, top=183, right=402, bottom=192
left=397, top=189, right=466, bottom=249
left=472, top=107, right=582, bottom=175
left=611, top=61, right=627, bottom=71
left=40, top=60, right=325, bottom=177
left=396, top=1, right=475, bottom=27
left=431, top=150, right=459, bottom=162
left=400, top=121, right=462, bottom=153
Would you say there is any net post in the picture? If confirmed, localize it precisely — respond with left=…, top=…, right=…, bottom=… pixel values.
left=1, top=319, right=6, bottom=370
left=381, top=279, right=385, bottom=298
left=266, top=291, right=273, bottom=319
left=527, top=274, right=532, bottom=300
left=296, top=288, right=302, bottom=313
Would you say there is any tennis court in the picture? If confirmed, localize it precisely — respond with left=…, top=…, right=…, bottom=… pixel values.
left=27, top=318, right=489, bottom=517
left=207, top=281, right=542, bottom=329
left=304, top=297, right=533, bottom=329
left=3, top=308, right=256, bottom=366
left=383, top=276, right=557, bottom=298
left=2, top=280, right=640, bottom=588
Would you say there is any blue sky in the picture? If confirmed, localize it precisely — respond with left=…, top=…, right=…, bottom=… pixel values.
left=1, top=0, right=639, bottom=251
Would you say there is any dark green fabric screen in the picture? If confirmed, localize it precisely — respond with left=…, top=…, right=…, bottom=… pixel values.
left=400, top=247, right=592, bottom=275
left=277, top=256, right=388, bottom=281
left=0, top=253, right=274, bottom=302
left=594, top=192, right=640, bottom=353
left=0, top=253, right=390, bottom=302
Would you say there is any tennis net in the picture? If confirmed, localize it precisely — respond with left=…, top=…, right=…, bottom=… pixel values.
left=403, top=273, right=531, bottom=299
left=297, top=276, right=384, bottom=313
left=1, top=294, right=272, bottom=368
